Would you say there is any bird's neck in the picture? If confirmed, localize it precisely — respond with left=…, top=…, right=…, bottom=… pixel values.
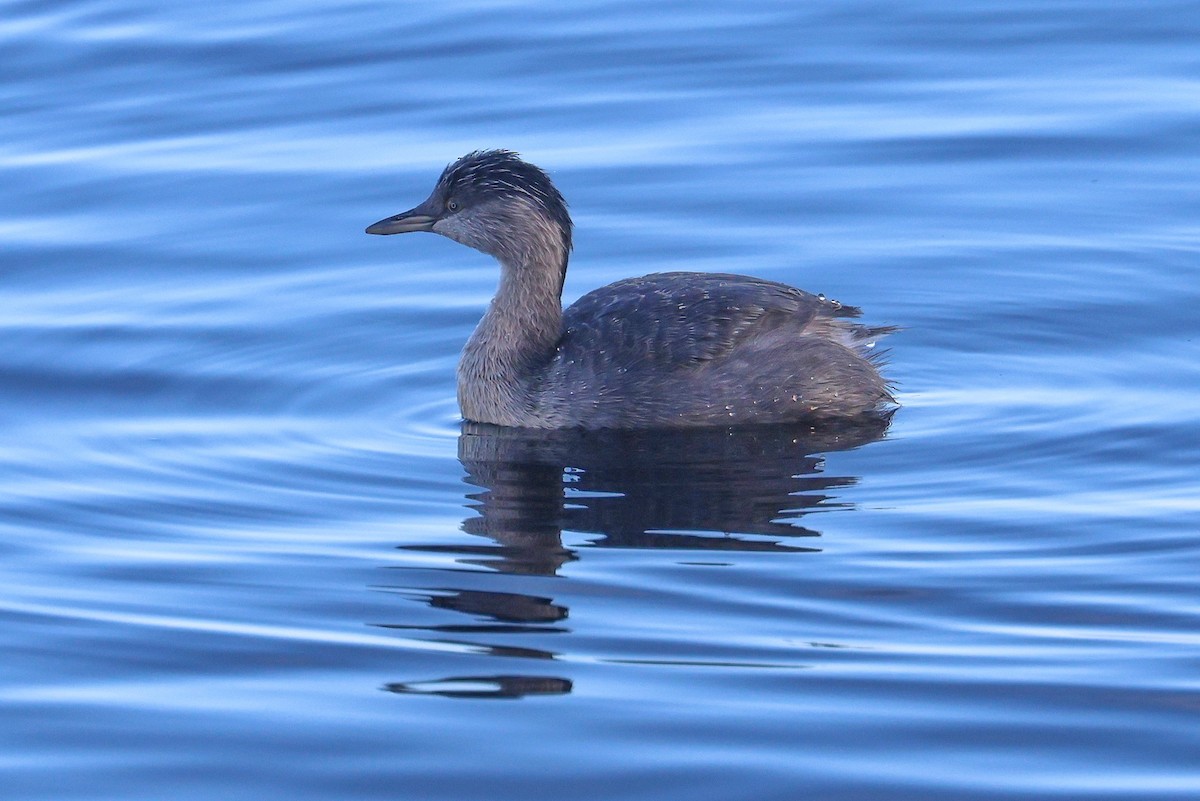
left=457, top=247, right=566, bottom=426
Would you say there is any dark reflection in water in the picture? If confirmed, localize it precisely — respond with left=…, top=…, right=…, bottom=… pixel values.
left=381, top=416, right=890, bottom=698
left=454, top=417, right=891, bottom=566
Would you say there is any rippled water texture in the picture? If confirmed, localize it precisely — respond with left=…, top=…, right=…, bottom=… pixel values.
left=3, top=1, right=1200, bottom=799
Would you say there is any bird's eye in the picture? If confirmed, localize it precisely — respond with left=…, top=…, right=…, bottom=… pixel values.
left=447, top=199, right=459, bottom=212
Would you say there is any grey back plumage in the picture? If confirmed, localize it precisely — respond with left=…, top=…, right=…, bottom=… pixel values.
left=535, top=272, right=893, bottom=428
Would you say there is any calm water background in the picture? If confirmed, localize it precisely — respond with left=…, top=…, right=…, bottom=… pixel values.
left=3, top=1, right=1199, bottom=798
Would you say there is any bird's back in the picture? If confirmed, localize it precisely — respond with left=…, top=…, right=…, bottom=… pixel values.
left=531, top=272, right=893, bottom=428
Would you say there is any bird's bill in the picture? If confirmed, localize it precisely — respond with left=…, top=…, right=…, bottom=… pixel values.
left=365, top=201, right=438, bottom=235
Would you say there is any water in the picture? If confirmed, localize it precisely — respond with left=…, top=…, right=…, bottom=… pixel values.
left=3, top=1, right=1199, bottom=798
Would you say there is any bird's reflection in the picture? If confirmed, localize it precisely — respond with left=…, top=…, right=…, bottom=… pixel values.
left=381, top=415, right=890, bottom=699
left=454, top=416, right=891, bottom=567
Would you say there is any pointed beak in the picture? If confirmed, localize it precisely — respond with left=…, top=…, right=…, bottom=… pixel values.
left=365, top=207, right=438, bottom=235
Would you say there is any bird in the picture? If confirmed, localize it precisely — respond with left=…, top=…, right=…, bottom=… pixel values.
left=366, top=149, right=895, bottom=429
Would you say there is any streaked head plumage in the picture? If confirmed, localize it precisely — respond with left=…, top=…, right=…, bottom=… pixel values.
left=436, top=150, right=572, bottom=253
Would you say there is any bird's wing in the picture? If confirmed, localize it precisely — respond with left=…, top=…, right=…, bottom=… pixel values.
left=557, top=272, right=861, bottom=371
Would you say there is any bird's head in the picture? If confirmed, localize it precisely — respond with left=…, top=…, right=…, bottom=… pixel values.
left=366, top=150, right=573, bottom=276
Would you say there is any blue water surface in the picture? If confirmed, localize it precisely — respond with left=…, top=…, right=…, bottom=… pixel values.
left=2, top=1, right=1199, bottom=799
